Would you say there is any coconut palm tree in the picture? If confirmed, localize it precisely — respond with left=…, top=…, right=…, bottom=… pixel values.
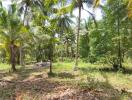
left=51, top=0, right=100, bottom=70
left=0, top=3, right=28, bottom=71
left=70, top=0, right=100, bottom=70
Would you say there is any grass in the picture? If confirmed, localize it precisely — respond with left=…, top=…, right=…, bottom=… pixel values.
left=0, top=63, right=21, bottom=71
left=52, top=62, right=132, bottom=88
left=52, top=62, right=132, bottom=99
left=0, top=63, right=21, bottom=72
left=0, top=63, right=10, bottom=70
left=0, top=61, right=132, bottom=99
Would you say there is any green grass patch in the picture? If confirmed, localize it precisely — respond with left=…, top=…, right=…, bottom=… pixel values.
left=0, top=63, right=10, bottom=70
left=52, top=62, right=132, bottom=91
left=0, top=63, right=21, bottom=71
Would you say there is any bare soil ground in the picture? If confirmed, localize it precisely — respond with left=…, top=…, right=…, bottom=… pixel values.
left=0, top=66, right=131, bottom=100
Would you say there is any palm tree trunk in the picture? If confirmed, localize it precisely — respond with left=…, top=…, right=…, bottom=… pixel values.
left=117, top=1, right=122, bottom=69
left=66, top=38, right=69, bottom=58
left=117, top=19, right=122, bottom=69
left=74, top=3, right=81, bottom=70
left=71, top=46, right=74, bottom=59
left=61, top=50, right=64, bottom=62
left=49, top=39, right=54, bottom=73
left=9, top=42, right=17, bottom=72
left=20, top=46, right=25, bottom=67
left=20, top=46, right=22, bottom=65
left=49, top=59, right=52, bottom=73
left=17, top=48, right=20, bottom=65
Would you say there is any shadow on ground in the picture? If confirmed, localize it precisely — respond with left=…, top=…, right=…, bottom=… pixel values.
left=79, top=67, right=132, bottom=74
left=48, top=72, right=75, bottom=79
left=78, top=68, right=132, bottom=100
left=0, top=67, right=46, bottom=81
left=0, top=66, right=131, bottom=100
left=0, top=67, right=65, bottom=100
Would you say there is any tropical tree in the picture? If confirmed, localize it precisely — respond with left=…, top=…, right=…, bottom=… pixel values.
left=88, top=0, right=132, bottom=69
left=69, top=0, right=100, bottom=70
left=0, top=3, right=28, bottom=71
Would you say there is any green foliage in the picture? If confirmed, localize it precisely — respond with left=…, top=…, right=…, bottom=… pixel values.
left=0, top=0, right=131, bottom=71
left=80, top=33, right=90, bottom=58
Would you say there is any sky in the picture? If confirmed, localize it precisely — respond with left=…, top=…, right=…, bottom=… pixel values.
left=72, top=4, right=103, bottom=22
left=72, top=0, right=106, bottom=23
left=2, top=0, right=103, bottom=22
left=2, top=0, right=11, bottom=9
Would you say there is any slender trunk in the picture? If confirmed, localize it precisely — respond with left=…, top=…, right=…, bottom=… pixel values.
left=12, top=63, right=16, bottom=72
left=74, top=3, right=81, bottom=70
left=17, top=48, right=20, bottom=65
left=20, top=46, right=25, bottom=67
left=49, top=38, right=54, bottom=73
left=71, top=46, right=74, bottom=59
left=66, top=38, right=69, bottom=58
left=49, top=60, right=52, bottom=73
left=20, top=46, right=22, bottom=65
left=9, top=42, right=17, bottom=72
left=122, top=31, right=126, bottom=63
left=118, top=39, right=122, bottom=68
left=61, top=50, right=64, bottom=62
left=117, top=1, right=122, bottom=69
left=36, top=57, right=39, bottom=63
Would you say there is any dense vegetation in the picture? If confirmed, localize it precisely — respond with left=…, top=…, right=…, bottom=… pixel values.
left=0, top=0, right=132, bottom=99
